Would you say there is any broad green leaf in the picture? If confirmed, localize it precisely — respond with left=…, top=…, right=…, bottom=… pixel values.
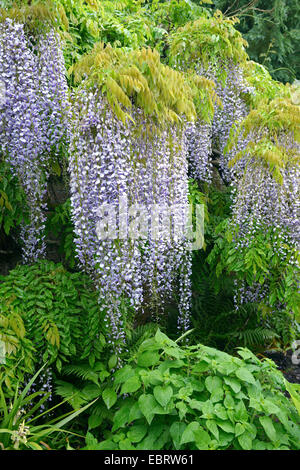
left=108, top=355, right=117, bottom=370
left=214, top=404, right=228, bottom=421
left=119, top=439, right=136, bottom=450
left=180, top=421, right=200, bottom=445
left=259, top=416, right=277, bottom=442
left=194, top=428, right=211, bottom=450
left=128, top=402, right=143, bottom=422
left=102, top=388, right=117, bottom=410
left=170, top=421, right=186, bottom=449
left=205, top=375, right=223, bottom=393
left=215, top=419, right=235, bottom=434
left=235, top=422, right=245, bottom=437
left=112, top=405, right=130, bottom=431
left=238, top=431, right=253, bottom=450
left=206, top=419, right=219, bottom=440
left=114, top=365, right=135, bottom=384
left=137, top=350, right=160, bottom=367
left=155, top=328, right=176, bottom=346
left=127, top=424, right=148, bottom=443
left=121, top=375, right=141, bottom=394
left=153, top=385, right=173, bottom=407
left=235, top=367, right=256, bottom=384
left=224, top=376, right=241, bottom=394
left=138, top=394, right=159, bottom=424
left=176, top=401, right=188, bottom=420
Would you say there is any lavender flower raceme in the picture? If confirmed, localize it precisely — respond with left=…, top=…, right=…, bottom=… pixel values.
left=0, top=19, right=69, bottom=263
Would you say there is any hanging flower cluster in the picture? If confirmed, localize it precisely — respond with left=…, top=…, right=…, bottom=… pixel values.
left=227, top=99, right=300, bottom=317
left=183, top=60, right=253, bottom=184
left=69, top=85, right=193, bottom=360
left=185, top=119, right=212, bottom=183
left=169, top=13, right=252, bottom=184
left=0, top=18, right=69, bottom=263
left=209, top=62, right=253, bottom=182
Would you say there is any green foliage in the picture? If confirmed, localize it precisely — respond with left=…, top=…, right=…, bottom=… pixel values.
left=0, top=161, right=28, bottom=236
left=285, top=381, right=300, bottom=417
left=90, top=330, right=300, bottom=450
left=191, top=251, right=278, bottom=352
left=56, top=0, right=212, bottom=70
left=0, top=365, right=95, bottom=450
left=207, top=219, right=300, bottom=344
left=46, top=199, right=76, bottom=269
left=146, top=0, right=212, bottom=52
left=0, top=0, right=69, bottom=33
left=169, top=11, right=248, bottom=76
left=72, top=43, right=207, bottom=124
left=185, top=184, right=277, bottom=353
left=212, top=0, right=300, bottom=83
left=54, top=322, right=158, bottom=411
left=227, top=96, right=300, bottom=183
left=242, top=61, right=285, bottom=106
left=0, top=260, right=106, bottom=395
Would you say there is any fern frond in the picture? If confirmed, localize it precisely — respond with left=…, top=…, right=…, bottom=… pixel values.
left=62, top=364, right=99, bottom=385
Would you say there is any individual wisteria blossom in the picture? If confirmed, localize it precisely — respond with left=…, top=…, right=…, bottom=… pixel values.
left=69, top=87, right=192, bottom=361
left=0, top=18, right=69, bottom=263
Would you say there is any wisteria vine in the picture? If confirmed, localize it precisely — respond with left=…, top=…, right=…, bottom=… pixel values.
left=69, top=88, right=193, bottom=360
left=0, top=18, right=69, bottom=263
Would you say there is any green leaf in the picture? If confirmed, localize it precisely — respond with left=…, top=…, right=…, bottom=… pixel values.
left=119, top=438, right=136, bottom=450
left=170, top=421, right=186, bottom=449
left=180, top=421, right=200, bottom=445
left=163, top=346, right=181, bottom=359
left=127, top=424, right=148, bottom=443
left=214, top=404, right=228, bottom=421
left=128, top=402, right=143, bottom=423
left=137, top=350, right=160, bottom=367
left=189, top=399, right=204, bottom=411
left=223, top=376, right=241, bottom=394
left=102, top=388, right=117, bottom=410
left=176, top=401, right=188, bottom=420
left=155, top=328, right=176, bottom=347
left=192, top=360, right=210, bottom=373
left=238, top=431, right=253, bottom=450
left=114, top=365, right=135, bottom=384
left=92, top=439, right=117, bottom=450
left=235, top=367, right=256, bottom=385
left=235, top=422, right=245, bottom=437
left=194, top=428, right=211, bottom=450
left=88, top=415, right=103, bottom=430
left=206, top=420, right=219, bottom=440
left=138, top=394, right=158, bottom=425
left=153, top=385, right=173, bottom=407
left=108, top=355, right=118, bottom=370
left=215, top=419, right=235, bottom=434
left=259, top=416, right=277, bottom=442
left=112, top=405, right=130, bottom=431
left=205, top=375, right=223, bottom=393
left=121, top=375, right=141, bottom=394
left=224, top=392, right=235, bottom=409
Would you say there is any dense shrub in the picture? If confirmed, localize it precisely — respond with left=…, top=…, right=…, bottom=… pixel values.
left=81, top=330, right=300, bottom=450
left=0, top=260, right=106, bottom=395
